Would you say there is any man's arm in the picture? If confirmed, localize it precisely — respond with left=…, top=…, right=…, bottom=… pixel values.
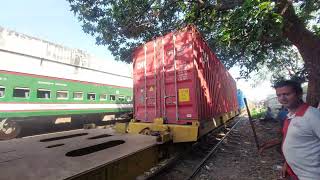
left=281, top=162, right=288, bottom=178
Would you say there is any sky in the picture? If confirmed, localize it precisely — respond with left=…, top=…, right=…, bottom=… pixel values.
left=0, top=0, right=112, bottom=58
left=0, top=0, right=275, bottom=102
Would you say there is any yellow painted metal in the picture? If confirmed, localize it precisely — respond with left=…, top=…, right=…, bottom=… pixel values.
left=221, top=113, right=229, bottom=123
left=169, top=124, right=198, bottom=142
left=127, top=121, right=199, bottom=143
left=231, top=111, right=235, bottom=117
left=69, top=146, right=158, bottom=180
left=154, top=118, right=164, bottom=125
left=128, top=110, right=239, bottom=143
left=198, top=111, right=238, bottom=137
left=114, top=123, right=128, bottom=133
left=198, top=118, right=219, bottom=137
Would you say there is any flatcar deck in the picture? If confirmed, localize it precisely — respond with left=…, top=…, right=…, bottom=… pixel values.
left=0, top=128, right=158, bottom=180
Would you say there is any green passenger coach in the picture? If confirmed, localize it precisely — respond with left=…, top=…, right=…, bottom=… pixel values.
left=0, top=70, right=132, bottom=119
left=0, top=26, right=133, bottom=140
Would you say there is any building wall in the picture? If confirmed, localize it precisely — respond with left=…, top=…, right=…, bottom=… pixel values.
left=0, top=26, right=132, bottom=88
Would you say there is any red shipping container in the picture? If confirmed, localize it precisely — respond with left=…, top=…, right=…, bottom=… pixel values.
left=133, top=25, right=238, bottom=126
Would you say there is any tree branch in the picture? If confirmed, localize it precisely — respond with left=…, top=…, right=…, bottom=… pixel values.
left=188, top=0, right=244, bottom=12
left=215, top=0, right=245, bottom=11
left=280, top=0, right=293, bottom=15
left=121, top=0, right=157, bottom=31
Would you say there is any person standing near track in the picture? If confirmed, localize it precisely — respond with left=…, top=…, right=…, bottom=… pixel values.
left=274, top=80, right=320, bottom=180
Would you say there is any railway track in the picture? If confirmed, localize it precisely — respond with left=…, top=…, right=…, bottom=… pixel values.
left=138, top=117, right=242, bottom=180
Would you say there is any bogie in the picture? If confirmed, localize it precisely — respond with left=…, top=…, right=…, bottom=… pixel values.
left=0, top=118, right=21, bottom=140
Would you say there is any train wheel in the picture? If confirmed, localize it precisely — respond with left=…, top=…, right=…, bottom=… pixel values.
left=0, top=119, right=21, bottom=140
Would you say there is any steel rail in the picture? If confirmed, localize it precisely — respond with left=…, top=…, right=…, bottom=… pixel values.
left=186, top=117, right=242, bottom=180
left=137, top=117, right=241, bottom=180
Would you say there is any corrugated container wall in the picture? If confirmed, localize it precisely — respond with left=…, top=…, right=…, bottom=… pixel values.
left=133, top=26, right=238, bottom=125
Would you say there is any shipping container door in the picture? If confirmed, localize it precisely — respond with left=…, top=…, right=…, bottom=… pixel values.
left=133, top=42, right=158, bottom=122
left=161, top=31, right=196, bottom=124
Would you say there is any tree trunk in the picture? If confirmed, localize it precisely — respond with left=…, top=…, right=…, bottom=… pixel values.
left=280, top=2, right=320, bottom=107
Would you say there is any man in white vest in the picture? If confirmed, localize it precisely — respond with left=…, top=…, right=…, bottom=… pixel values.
left=274, top=80, right=320, bottom=180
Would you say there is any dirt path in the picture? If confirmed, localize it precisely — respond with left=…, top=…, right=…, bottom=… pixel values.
left=195, top=116, right=284, bottom=180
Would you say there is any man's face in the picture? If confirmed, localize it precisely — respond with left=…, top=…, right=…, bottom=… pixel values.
left=275, top=86, right=301, bottom=110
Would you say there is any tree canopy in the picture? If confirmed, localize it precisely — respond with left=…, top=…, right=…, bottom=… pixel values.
left=67, top=0, right=320, bottom=105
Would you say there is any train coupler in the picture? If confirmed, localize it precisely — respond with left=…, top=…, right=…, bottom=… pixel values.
left=139, top=127, right=172, bottom=144
left=127, top=118, right=199, bottom=143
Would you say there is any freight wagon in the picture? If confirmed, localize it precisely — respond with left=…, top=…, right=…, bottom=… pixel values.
left=0, top=27, right=133, bottom=140
left=127, top=25, right=239, bottom=143
left=237, top=89, right=246, bottom=112
left=0, top=26, right=241, bottom=180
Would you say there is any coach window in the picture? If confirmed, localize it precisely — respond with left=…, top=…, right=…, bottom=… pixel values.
left=87, top=93, right=96, bottom=101
left=118, top=96, right=125, bottom=102
left=13, top=87, right=30, bottom=98
left=109, top=95, right=116, bottom=101
left=100, top=94, right=107, bottom=101
left=37, top=89, right=51, bottom=99
left=126, top=96, right=132, bottom=102
left=57, top=91, right=68, bottom=99
left=0, top=86, right=5, bottom=98
left=73, top=92, right=83, bottom=100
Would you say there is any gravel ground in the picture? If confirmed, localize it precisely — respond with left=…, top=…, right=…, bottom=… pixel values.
left=194, top=116, right=284, bottom=180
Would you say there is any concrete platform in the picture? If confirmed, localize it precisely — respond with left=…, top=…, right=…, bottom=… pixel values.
left=0, top=128, right=158, bottom=180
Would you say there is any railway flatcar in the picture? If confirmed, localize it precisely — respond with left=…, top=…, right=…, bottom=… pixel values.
left=0, top=27, right=133, bottom=140
left=127, top=25, right=239, bottom=143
